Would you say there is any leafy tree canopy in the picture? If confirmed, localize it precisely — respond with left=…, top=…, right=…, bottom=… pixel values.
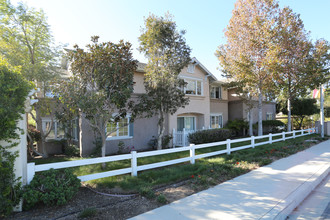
left=138, top=13, right=191, bottom=149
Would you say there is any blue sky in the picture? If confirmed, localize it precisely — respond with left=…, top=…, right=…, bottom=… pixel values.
left=12, top=0, right=330, bottom=80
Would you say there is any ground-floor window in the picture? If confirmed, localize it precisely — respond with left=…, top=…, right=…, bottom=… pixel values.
left=177, top=116, right=195, bottom=131
left=42, top=118, right=65, bottom=140
left=266, top=112, right=273, bottom=120
left=210, top=114, right=223, bottom=128
left=42, top=118, right=78, bottom=140
left=106, top=116, right=133, bottom=139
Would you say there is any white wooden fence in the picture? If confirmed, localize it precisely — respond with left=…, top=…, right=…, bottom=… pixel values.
left=173, top=126, right=222, bottom=147
left=27, top=128, right=316, bottom=184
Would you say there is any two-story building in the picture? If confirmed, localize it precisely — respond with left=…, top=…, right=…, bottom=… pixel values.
left=36, top=57, right=276, bottom=156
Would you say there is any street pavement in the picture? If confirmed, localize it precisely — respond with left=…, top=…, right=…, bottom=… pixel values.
left=288, top=174, right=330, bottom=220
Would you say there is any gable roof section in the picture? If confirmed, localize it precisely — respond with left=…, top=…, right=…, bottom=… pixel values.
left=136, top=57, right=218, bottom=81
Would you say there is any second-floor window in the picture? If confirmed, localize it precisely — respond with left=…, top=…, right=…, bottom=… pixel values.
left=187, top=64, right=195, bottom=73
left=210, top=86, right=222, bottom=99
left=184, top=79, right=202, bottom=96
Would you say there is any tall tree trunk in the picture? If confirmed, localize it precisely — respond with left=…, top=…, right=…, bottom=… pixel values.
left=249, top=108, right=253, bottom=136
left=287, top=98, right=292, bottom=132
left=257, top=88, right=263, bottom=136
left=157, top=111, right=165, bottom=150
left=101, top=130, right=106, bottom=169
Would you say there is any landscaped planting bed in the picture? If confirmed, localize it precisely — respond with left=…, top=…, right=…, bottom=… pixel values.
left=8, top=134, right=328, bottom=220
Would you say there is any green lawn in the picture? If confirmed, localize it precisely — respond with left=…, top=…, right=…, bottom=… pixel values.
left=29, top=134, right=325, bottom=194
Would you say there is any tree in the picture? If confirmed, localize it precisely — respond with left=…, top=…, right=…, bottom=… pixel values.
left=0, top=57, right=32, bottom=217
left=280, top=99, right=318, bottom=129
left=216, top=0, right=279, bottom=136
left=138, top=13, right=191, bottom=149
left=0, top=1, right=61, bottom=82
left=0, top=1, right=63, bottom=157
left=273, top=7, right=313, bottom=131
left=57, top=36, right=137, bottom=161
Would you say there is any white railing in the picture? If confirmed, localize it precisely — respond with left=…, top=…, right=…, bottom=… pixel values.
left=173, top=126, right=221, bottom=147
left=27, top=128, right=316, bottom=184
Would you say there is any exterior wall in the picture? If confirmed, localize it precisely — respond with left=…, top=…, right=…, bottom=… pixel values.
left=228, top=101, right=244, bottom=121
left=315, top=121, right=330, bottom=135
left=169, top=65, right=211, bottom=132
left=80, top=113, right=97, bottom=157
left=262, top=102, right=276, bottom=120
left=228, top=88, right=241, bottom=101
left=105, top=115, right=169, bottom=155
left=231, top=100, right=276, bottom=124
left=133, top=71, right=146, bottom=94
left=210, top=100, right=229, bottom=126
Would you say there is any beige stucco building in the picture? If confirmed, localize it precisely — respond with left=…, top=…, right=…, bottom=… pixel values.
left=38, top=57, right=276, bottom=156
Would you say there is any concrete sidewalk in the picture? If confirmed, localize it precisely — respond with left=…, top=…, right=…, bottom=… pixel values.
left=130, top=140, right=330, bottom=220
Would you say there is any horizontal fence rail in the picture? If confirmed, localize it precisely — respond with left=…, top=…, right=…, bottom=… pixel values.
left=27, top=128, right=316, bottom=184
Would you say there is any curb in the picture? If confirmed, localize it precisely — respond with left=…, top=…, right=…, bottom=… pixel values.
left=260, top=163, right=330, bottom=220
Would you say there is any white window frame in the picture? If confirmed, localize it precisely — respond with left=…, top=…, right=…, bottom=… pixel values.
left=42, top=118, right=78, bottom=141
left=182, top=76, right=203, bottom=96
left=266, top=112, right=273, bottom=121
left=106, top=115, right=133, bottom=140
left=177, top=116, right=197, bottom=131
left=210, top=86, right=222, bottom=99
left=187, top=64, right=195, bottom=73
left=210, top=114, right=223, bottom=128
left=42, top=118, right=65, bottom=140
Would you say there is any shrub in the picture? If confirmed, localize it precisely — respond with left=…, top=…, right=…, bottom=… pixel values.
left=64, top=144, right=79, bottom=157
left=188, top=129, right=231, bottom=145
left=0, top=59, right=32, bottom=217
left=156, top=194, right=167, bottom=204
left=23, top=169, right=81, bottom=210
left=225, top=119, right=248, bottom=136
left=148, top=135, right=173, bottom=149
left=0, top=147, right=22, bottom=217
left=118, top=141, right=125, bottom=154
left=255, top=120, right=285, bottom=133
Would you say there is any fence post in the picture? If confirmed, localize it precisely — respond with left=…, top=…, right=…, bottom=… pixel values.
left=183, top=128, right=186, bottom=147
left=190, top=144, right=195, bottom=164
left=226, top=139, right=231, bottom=155
left=301, top=129, right=304, bottom=135
left=251, top=136, right=255, bottom=148
left=293, top=130, right=296, bottom=139
left=172, top=128, right=176, bottom=148
left=131, top=151, right=137, bottom=177
left=269, top=133, right=272, bottom=144
left=282, top=131, right=285, bottom=141
left=27, top=162, right=35, bottom=184
left=308, top=129, right=311, bottom=135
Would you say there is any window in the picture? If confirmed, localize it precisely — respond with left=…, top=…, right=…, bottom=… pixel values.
left=177, top=117, right=195, bottom=131
left=266, top=113, right=273, bottom=120
left=71, top=119, right=79, bottom=140
left=210, top=86, right=222, bottom=99
left=184, top=79, right=202, bottom=96
left=42, top=119, right=65, bottom=140
left=106, top=117, right=133, bottom=139
left=210, top=115, right=223, bottom=128
left=42, top=118, right=78, bottom=140
left=187, top=64, right=195, bottom=73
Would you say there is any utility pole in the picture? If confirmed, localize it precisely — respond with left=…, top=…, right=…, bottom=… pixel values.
left=320, top=84, right=324, bottom=138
